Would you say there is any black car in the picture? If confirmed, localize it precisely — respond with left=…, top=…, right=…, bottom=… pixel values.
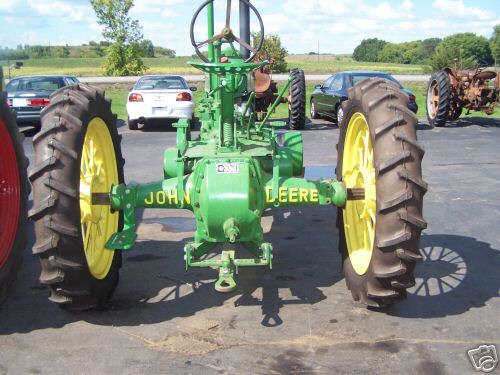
left=6, top=75, right=79, bottom=123
left=310, top=71, right=418, bottom=123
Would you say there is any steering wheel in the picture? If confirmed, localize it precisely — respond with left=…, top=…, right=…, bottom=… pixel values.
left=190, top=0, right=265, bottom=63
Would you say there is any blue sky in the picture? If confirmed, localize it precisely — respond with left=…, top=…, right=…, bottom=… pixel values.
left=0, top=0, right=498, bottom=56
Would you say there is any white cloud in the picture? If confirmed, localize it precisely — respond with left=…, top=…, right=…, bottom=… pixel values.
left=401, top=0, right=414, bottom=13
left=420, top=18, right=449, bottom=32
left=28, top=0, right=90, bottom=22
left=0, top=0, right=498, bottom=55
left=433, top=0, right=495, bottom=20
left=262, top=14, right=290, bottom=34
left=133, top=0, right=182, bottom=14
left=391, top=21, right=414, bottom=31
left=20, top=31, right=41, bottom=46
left=89, top=22, right=103, bottom=33
left=0, top=2, right=21, bottom=13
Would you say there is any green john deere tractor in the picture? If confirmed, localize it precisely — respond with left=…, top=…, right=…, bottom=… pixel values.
left=30, top=0, right=426, bottom=310
left=0, top=66, right=29, bottom=303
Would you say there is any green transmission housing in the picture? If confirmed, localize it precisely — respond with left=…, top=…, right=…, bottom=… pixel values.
left=104, top=1, right=347, bottom=292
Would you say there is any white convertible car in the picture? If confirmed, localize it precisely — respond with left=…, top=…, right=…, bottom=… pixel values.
left=126, top=75, right=196, bottom=130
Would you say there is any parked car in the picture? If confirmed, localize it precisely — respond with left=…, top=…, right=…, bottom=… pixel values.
left=126, top=75, right=196, bottom=130
left=310, top=71, right=418, bottom=124
left=6, top=75, right=79, bottom=124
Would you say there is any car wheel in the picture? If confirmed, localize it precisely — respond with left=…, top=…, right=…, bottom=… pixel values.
left=336, top=105, right=344, bottom=124
left=128, top=118, right=138, bottom=130
left=310, top=99, right=319, bottom=119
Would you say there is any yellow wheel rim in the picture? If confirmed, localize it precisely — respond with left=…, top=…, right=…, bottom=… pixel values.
left=342, top=113, right=376, bottom=275
left=80, top=118, right=118, bottom=279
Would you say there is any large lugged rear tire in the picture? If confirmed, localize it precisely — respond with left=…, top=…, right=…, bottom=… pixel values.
left=426, top=71, right=451, bottom=127
left=288, top=68, right=306, bottom=130
left=0, top=94, right=28, bottom=303
left=29, top=84, right=124, bottom=310
left=337, top=78, right=427, bottom=307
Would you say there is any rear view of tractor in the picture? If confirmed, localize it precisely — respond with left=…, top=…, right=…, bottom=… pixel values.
left=30, top=0, right=426, bottom=311
left=0, top=66, right=28, bottom=302
left=426, top=65, right=499, bottom=127
left=254, top=65, right=306, bottom=130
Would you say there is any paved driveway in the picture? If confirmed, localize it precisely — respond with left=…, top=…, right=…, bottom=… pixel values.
left=1, top=116, right=499, bottom=375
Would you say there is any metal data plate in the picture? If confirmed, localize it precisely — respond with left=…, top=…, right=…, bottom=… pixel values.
left=216, top=163, right=239, bottom=174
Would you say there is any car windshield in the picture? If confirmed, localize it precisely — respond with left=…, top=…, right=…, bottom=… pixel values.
left=7, top=77, right=62, bottom=92
left=136, top=77, right=187, bottom=90
left=351, top=73, right=401, bottom=87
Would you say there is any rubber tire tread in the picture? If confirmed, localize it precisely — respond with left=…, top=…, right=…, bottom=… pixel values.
left=128, top=118, right=138, bottom=130
left=0, top=93, right=28, bottom=304
left=426, top=70, right=451, bottom=127
left=289, top=68, right=306, bottom=130
left=337, top=78, right=426, bottom=307
left=30, top=83, right=124, bottom=310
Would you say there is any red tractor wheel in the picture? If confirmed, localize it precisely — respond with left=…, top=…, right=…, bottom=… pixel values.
left=0, top=95, right=28, bottom=302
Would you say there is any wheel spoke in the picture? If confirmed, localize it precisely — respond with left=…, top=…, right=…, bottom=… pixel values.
left=84, top=223, right=91, bottom=252
left=95, top=159, right=104, bottom=183
left=364, top=133, right=371, bottom=169
left=358, top=148, right=364, bottom=173
left=80, top=183, right=91, bottom=200
left=197, top=33, right=224, bottom=49
left=82, top=146, right=90, bottom=175
left=234, top=36, right=257, bottom=54
left=80, top=201, right=92, bottom=222
left=366, top=221, right=374, bottom=241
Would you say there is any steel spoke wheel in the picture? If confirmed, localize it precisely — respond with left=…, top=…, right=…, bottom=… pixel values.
left=190, top=0, right=265, bottom=63
left=80, top=118, right=119, bottom=280
left=30, top=84, right=124, bottom=310
left=337, top=78, right=427, bottom=307
left=426, top=70, right=451, bottom=127
left=342, top=113, right=376, bottom=276
left=427, top=80, right=439, bottom=119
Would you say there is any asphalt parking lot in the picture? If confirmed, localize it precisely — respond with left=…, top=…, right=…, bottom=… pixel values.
left=1, top=116, right=499, bottom=375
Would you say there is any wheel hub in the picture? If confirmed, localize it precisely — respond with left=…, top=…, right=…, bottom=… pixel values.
left=79, top=117, right=119, bottom=279
left=342, top=112, right=376, bottom=276
left=428, top=80, right=439, bottom=118
left=0, top=117, right=21, bottom=268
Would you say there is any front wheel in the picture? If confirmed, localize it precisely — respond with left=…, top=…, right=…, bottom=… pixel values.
left=426, top=71, right=451, bottom=127
left=288, top=68, right=306, bottom=130
left=310, top=99, right=319, bottom=119
left=30, top=84, right=124, bottom=310
left=336, top=105, right=344, bottom=125
left=337, top=78, right=427, bottom=307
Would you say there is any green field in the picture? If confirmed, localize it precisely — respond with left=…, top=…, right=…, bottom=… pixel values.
left=1, top=54, right=429, bottom=78
left=286, top=55, right=427, bottom=74
left=104, top=80, right=498, bottom=123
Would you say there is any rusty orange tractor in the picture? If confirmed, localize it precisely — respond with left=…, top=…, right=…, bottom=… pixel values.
left=426, top=66, right=499, bottom=127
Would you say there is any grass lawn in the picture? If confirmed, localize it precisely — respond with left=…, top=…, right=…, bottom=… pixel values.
left=104, top=81, right=315, bottom=122
left=1, top=54, right=429, bottom=78
left=105, top=80, right=498, bottom=124
left=286, top=54, right=427, bottom=75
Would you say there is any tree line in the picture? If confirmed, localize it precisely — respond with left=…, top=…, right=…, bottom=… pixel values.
left=353, top=26, right=500, bottom=70
left=0, top=40, right=175, bottom=61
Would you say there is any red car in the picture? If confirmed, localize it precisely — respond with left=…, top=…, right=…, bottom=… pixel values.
left=6, top=75, right=79, bottom=124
